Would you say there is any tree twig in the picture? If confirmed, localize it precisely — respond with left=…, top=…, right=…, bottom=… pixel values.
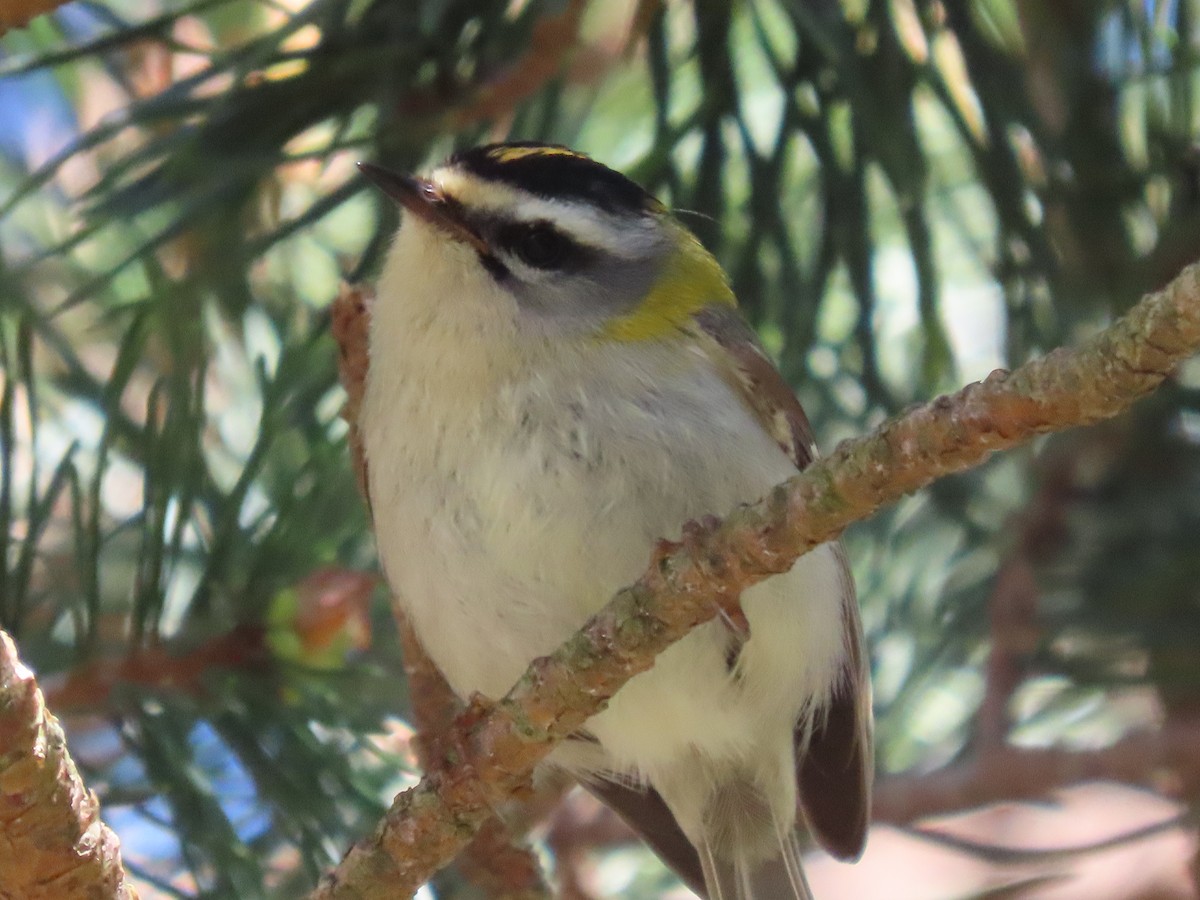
left=974, top=439, right=1083, bottom=753
left=0, top=629, right=137, bottom=899
left=873, top=720, right=1200, bottom=824
left=314, top=262, right=1200, bottom=899
left=398, top=611, right=552, bottom=900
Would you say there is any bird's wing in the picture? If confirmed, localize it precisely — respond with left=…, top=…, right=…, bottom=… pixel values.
left=584, top=778, right=707, bottom=896
left=692, top=305, right=873, bottom=861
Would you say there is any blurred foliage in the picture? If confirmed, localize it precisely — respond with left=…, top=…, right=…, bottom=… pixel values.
left=3, top=0, right=1200, bottom=897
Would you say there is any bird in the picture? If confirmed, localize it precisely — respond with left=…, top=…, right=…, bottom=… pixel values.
left=357, top=142, right=872, bottom=900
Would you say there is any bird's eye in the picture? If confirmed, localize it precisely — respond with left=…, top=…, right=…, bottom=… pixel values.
left=507, top=222, right=572, bottom=270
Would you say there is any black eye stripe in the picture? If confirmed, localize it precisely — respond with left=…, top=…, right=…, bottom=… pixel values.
left=478, top=252, right=511, bottom=281
left=493, top=221, right=588, bottom=271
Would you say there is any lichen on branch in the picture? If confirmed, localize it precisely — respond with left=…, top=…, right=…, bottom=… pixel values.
left=314, top=263, right=1200, bottom=899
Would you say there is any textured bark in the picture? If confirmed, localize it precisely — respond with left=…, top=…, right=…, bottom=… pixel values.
left=0, top=629, right=137, bottom=900
left=397, top=613, right=551, bottom=900
left=314, top=262, right=1200, bottom=899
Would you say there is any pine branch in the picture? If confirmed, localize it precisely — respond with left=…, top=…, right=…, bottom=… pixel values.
left=398, top=610, right=551, bottom=900
left=0, top=629, right=136, bottom=899
left=315, top=262, right=1200, bottom=898
left=448, top=0, right=589, bottom=128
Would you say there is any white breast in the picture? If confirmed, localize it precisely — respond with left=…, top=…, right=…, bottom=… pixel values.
left=362, top=311, right=846, bottom=783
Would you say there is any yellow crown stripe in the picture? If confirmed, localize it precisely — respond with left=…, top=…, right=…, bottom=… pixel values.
left=487, top=145, right=588, bottom=164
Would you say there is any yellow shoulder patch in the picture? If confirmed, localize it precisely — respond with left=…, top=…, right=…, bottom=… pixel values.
left=603, top=224, right=736, bottom=343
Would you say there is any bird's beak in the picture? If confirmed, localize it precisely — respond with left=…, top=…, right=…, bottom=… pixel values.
left=358, top=162, right=490, bottom=256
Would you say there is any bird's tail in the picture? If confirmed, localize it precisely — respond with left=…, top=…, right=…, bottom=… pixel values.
left=698, top=828, right=814, bottom=900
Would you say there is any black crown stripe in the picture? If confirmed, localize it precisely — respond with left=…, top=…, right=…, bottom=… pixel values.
left=448, top=142, right=656, bottom=215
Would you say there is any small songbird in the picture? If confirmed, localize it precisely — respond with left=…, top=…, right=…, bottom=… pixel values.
left=358, top=143, right=871, bottom=900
